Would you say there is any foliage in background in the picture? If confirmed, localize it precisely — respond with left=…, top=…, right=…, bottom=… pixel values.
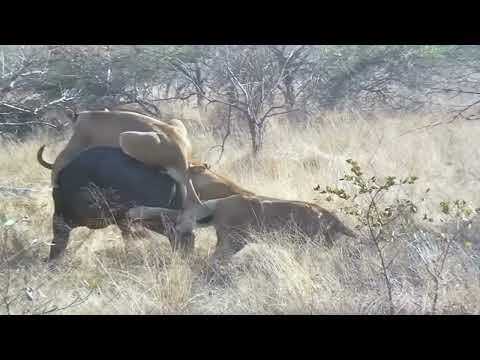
left=2, top=45, right=480, bottom=151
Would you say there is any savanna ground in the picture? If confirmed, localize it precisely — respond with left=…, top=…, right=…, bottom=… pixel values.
left=1, top=108, right=480, bottom=315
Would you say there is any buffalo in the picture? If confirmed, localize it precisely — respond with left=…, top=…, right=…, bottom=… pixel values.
left=47, top=146, right=194, bottom=264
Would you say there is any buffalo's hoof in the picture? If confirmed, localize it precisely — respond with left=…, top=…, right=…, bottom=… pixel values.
left=46, top=260, right=60, bottom=273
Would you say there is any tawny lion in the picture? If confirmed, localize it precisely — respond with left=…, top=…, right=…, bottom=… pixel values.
left=128, top=193, right=356, bottom=267
left=38, top=110, right=203, bottom=208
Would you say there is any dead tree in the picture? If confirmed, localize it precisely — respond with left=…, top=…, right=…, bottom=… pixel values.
left=268, top=45, right=314, bottom=120
left=198, top=46, right=299, bottom=155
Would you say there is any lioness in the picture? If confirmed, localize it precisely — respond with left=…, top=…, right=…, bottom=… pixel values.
left=39, top=110, right=203, bottom=208
left=128, top=193, right=356, bottom=267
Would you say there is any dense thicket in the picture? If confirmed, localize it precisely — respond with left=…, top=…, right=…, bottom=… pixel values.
left=1, top=45, right=479, bottom=152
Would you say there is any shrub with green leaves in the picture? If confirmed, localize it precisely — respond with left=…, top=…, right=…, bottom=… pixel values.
left=314, top=159, right=478, bottom=314
left=315, top=159, right=421, bottom=236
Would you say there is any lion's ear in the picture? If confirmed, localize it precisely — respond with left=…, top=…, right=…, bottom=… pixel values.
left=65, top=107, right=78, bottom=123
left=203, top=162, right=211, bottom=170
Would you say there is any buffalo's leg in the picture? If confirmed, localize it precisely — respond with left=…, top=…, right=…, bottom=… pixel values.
left=165, top=215, right=195, bottom=257
left=118, top=223, right=134, bottom=241
left=323, top=226, right=337, bottom=248
left=117, top=223, right=137, bottom=261
left=169, top=231, right=195, bottom=257
left=142, top=214, right=195, bottom=257
left=47, top=214, right=73, bottom=266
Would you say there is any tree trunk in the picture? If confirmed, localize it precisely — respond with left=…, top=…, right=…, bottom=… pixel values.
left=283, top=74, right=296, bottom=111
left=247, top=116, right=264, bottom=156
left=284, top=74, right=301, bottom=122
left=194, top=62, right=206, bottom=114
left=1, top=50, right=4, bottom=79
left=164, top=78, right=172, bottom=98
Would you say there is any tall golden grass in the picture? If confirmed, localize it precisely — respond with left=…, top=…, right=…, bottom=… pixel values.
left=0, top=109, right=479, bottom=314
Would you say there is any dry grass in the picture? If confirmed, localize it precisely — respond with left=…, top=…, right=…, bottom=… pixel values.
left=1, top=109, right=479, bottom=314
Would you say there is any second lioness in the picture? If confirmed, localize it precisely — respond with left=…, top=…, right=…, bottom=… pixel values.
left=129, top=193, right=356, bottom=266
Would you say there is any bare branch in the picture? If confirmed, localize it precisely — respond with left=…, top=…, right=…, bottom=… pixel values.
left=263, top=109, right=300, bottom=119
left=32, top=94, right=77, bottom=115
left=399, top=98, right=480, bottom=137
left=427, top=87, right=480, bottom=96
left=225, top=62, right=249, bottom=104
left=261, top=105, right=286, bottom=119
left=34, top=288, right=95, bottom=315
left=0, top=121, right=62, bottom=129
left=201, top=93, right=246, bottom=115
left=147, top=93, right=197, bottom=102
left=0, top=102, right=31, bottom=113
left=208, top=104, right=232, bottom=166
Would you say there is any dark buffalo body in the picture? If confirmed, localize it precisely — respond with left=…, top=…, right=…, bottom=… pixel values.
left=55, top=146, right=181, bottom=228
left=48, top=146, right=187, bottom=262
